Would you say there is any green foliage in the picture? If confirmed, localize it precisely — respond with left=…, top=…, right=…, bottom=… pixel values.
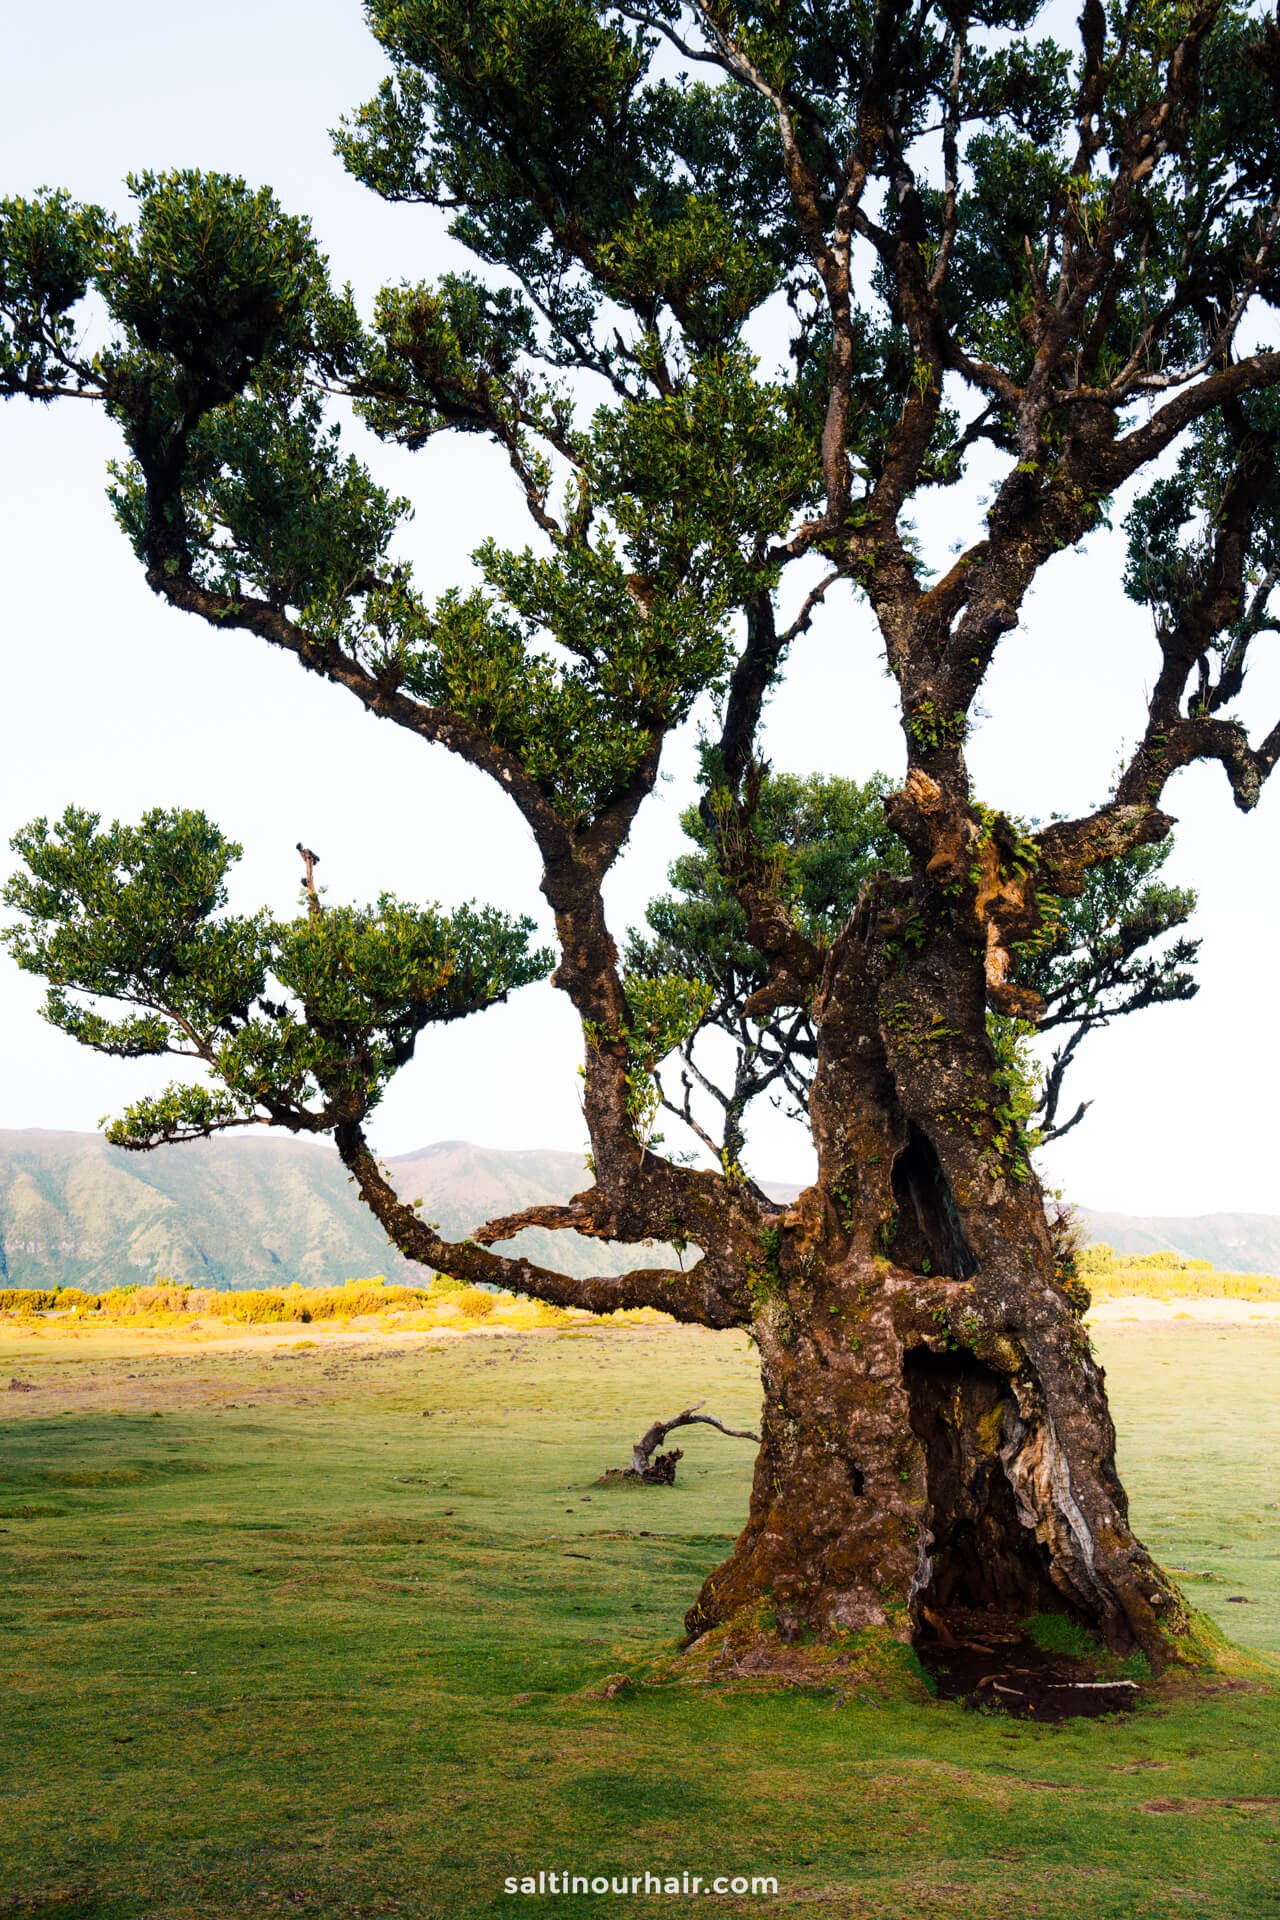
left=630, top=770, right=905, bottom=996
left=1, top=0, right=1274, bottom=1206
left=357, top=273, right=541, bottom=443
left=335, top=0, right=795, bottom=366
left=630, top=771, right=1196, bottom=1171
left=96, top=170, right=342, bottom=405
left=112, top=380, right=407, bottom=618
left=986, top=1014, right=1043, bottom=1178
left=0, top=148, right=806, bottom=832
left=624, top=770, right=908, bottom=1157
left=2, top=807, right=549, bottom=1148
left=1020, top=841, right=1199, bottom=1029
left=587, top=974, right=712, bottom=1145
left=943, top=0, right=1280, bottom=460
left=0, top=188, right=110, bottom=396
left=1125, top=388, right=1280, bottom=652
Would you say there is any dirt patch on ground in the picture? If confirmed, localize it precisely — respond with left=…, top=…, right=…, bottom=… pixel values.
left=920, top=1614, right=1141, bottom=1722
left=0, top=1318, right=558, bottom=1416
left=1142, top=1797, right=1280, bottom=1815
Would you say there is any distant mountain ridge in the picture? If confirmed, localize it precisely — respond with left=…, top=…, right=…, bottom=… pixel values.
left=0, top=1129, right=1276, bottom=1290
left=0, top=1130, right=670, bottom=1291
left=1075, top=1206, right=1280, bottom=1274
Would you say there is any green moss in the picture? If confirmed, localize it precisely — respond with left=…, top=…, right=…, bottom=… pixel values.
left=746, top=1225, right=785, bottom=1314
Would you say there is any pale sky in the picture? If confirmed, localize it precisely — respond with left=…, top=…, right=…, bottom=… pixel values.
left=2, top=2, right=1278, bottom=1216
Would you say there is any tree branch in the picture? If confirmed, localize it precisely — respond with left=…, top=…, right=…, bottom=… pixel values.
left=334, top=1121, right=750, bottom=1328
left=625, top=1400, right=760, bottom=1478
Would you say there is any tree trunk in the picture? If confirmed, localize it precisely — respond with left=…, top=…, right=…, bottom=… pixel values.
left=685, top=1228, right=1185, bottom=1663
left=685, top=926, right=1189, bottom=1673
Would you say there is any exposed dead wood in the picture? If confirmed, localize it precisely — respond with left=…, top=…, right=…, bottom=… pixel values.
left=600, top=1401, right=761, bottom=1486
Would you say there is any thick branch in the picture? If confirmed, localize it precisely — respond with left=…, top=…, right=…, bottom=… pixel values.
left=1036, top=805, right=1175, bottom=895
left=334, top=1122, right=749, bottom=1328
left=471, top=1190, right=614, bottom=1246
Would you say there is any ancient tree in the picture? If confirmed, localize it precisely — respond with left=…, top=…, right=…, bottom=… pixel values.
left=3, top=0, right=1279, bottom=1676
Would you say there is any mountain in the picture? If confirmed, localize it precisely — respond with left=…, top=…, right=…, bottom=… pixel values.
left=0, top=1130, right=667, bottom=1291
left=0, top=1128, right=399, bottom=1291
left=383, top=1139, right=675, bottom=1278
left=1076, top=1207, right=1280, bottom=1274
left=2, top=1128, right=1276, bottom=1291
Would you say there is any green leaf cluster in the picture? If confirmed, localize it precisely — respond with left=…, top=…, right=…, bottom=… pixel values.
left=1017, top=840, right=1199, bottom=1030
left=0, top=188, right=109, bottom=397
left=625, top=772, right=908, bottom=1151
left=3, top=808, right=550, bottom=1148
left=1124, top=391, right=1280, bottom=642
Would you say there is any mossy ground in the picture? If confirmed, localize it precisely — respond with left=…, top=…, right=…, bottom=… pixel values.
left=0, top=1317, right=1277, bottom=1919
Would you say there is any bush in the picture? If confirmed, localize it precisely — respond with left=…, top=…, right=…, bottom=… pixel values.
left=1061, top=1273, right=1092, bottom=1316
left=1089, top=1264, right=1279, bottom=1302
left=428, top=1274, right=468, bottom=1296
left=451, top=1287, right=496, bottom=1319
left=1, top=1272, right=519, bottom=1325
left=105, top=1284, right=195, bottom=1317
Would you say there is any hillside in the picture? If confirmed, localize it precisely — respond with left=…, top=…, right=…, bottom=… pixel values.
left=0, top=1131, right=667, bottom=1291
left=0, top=1129, right=401, bottom=1292
left=2, top=1128, right=1277, bottom=1290
left=1077, top=1206, right=1280, bottom=1275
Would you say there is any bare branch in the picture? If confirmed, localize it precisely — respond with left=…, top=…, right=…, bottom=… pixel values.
left=296, top=843, right=322, bottom=921
left=625, top=1401, right=760, bottom=1480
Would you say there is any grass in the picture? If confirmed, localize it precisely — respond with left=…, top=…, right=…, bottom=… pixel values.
left=0, top=1317, right=1277, bottom=1919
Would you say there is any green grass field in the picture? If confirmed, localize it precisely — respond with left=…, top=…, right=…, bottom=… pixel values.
left=1, top=1318, right=1277, bottom=1920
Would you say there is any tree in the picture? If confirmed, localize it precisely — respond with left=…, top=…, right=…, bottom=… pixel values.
left=3, top=0, right=1279, bottom=1680
left=1020, top=840, right=1200, bottom=1142
left=624, top=774, right=1198, bottom=1166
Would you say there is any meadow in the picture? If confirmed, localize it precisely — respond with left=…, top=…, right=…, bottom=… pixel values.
left=0, top=1308, right=1277, bottom=1920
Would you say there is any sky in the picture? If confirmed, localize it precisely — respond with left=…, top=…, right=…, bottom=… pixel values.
left=1, top=1, right=1278, bottom=1217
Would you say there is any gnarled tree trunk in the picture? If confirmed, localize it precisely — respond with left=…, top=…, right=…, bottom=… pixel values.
left=685, top=912, right=1187, bottom=1670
